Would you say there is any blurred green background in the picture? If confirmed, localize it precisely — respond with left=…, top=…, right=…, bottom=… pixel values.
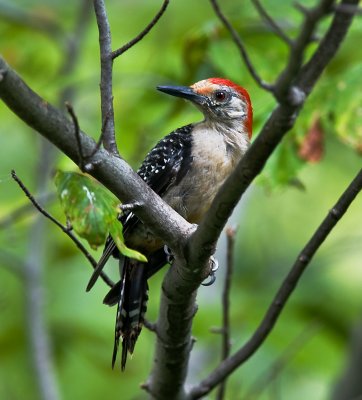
left=0, top=1, right=361, bottom=399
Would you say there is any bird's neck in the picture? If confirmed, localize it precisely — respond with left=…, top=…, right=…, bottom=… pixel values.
left=195, top=118, right=250, bottom=153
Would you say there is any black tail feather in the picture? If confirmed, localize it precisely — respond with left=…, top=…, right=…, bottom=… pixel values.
left=86, top=238, right=116, bottom=292
left=103, top=280, right=123, bottom=306
left=109, top=258, right=148, bottom=370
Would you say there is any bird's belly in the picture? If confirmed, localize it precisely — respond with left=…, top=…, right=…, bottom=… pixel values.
left=164, top=159, right=234, bottom=223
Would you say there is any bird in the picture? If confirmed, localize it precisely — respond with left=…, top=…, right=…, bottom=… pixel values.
left=86, top=77, right=253, bottom=370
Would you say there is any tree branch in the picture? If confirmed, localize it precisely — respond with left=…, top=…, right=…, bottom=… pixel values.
left=0, top=56, right=191, bottom=257
left=93, top=0, right=117, bottom=154
left=210, top=0, right=274, bottom=92
left=216, top=226, right=237, bottom=400
left=189, top=168, right=362, bottom=399
left=111, top=0, right=170, bottom=59
left=251, top=0, right=292, bottom=45
left=274, top=0, right=335, bottom=101
left=191, top=0, right=358, bottom=275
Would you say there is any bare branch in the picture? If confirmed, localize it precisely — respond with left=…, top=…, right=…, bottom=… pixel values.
left=216, top=226, right=237, bottom=400
left=93, top=0, right=117, bottom=154
left=0, top=56, right=191, bottom=255
left=189, top=168, right=362, bottom=399
left=190, top=0, right=358, bottom=276
left=11, top=170, right=114, bottom=288
left=251, top=0, right=292, bottom=45
left=274, top=0, right=335, bottom=102
left=209, top=0, right=274, bottom=92
left=65, top=102, right=85, bottom=169
left=112, top=0, right=170, bottom=59
left=296, top=0, right=360, bottom=95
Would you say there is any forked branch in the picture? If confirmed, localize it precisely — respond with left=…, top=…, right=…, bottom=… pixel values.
left=189, top=168, right=362, bottom=398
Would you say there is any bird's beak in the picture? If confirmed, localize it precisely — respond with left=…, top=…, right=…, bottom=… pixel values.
left=157, top=85, right=206, bottom=105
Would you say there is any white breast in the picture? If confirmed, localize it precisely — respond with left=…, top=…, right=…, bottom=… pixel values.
left=164, top=123, right=249, bottom=223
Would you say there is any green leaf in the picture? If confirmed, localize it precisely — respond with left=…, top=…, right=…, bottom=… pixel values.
left=54, top=171, right=147, bottom=261
left=54, top=171, right=118, bottom=249
left=108, top=222, right=147, bottom=263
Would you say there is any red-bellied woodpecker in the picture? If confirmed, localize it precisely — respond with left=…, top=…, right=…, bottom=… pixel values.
left=87, top=78, right=253, bottom=370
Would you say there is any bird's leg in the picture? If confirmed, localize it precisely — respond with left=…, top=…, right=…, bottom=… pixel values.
left=201, top=256, right=219, bottom=286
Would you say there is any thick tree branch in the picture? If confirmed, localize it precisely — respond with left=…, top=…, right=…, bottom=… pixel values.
left=147, top=257, right=198, bottom=400
left=0, top=56, right=191, bottom=257
left=192, top=0, right=358, bottom=273
left=93, top=0, right=117, bottom=154
left=111, top=0, right=170, bottom=59
left=189, top=168, right=362, bottom=399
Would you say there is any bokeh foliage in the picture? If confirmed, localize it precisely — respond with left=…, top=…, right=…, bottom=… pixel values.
left=0, top=1, right=361, bottom=399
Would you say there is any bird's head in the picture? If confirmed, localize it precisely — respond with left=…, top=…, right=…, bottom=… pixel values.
left=157, top=78, right=252, bottom=139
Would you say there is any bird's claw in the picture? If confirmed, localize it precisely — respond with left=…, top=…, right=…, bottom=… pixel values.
left=201, top=256, right=219, bottom=286
left=164, top=245, right=174, bottom=264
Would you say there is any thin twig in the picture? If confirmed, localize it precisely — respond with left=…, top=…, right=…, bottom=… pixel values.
left=210, top=0, right=274, bottom=92
left=11, top=170, right=114, bottom=288
left=88, top=110, right=110, bottom=158
left=251, top=0, right=292, bottom=45
left=112, top=0, right=170, bottom=59
left=65, top=102, right=84, bottom=170
left=80, top=111, right=111, bottom=173
left=93, top=0, right=117, bottom=154
left=189, top=168, right=362, bottom=398
left=216, top=226, right=237, bottom=400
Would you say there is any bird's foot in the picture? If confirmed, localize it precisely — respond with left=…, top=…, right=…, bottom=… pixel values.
left=164, top=245, right=174, bottom=264
left=119, top=202, right=142, bottom=213
left=201, top=256, right=219, bottom=286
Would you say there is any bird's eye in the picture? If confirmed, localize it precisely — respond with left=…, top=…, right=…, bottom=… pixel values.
left=214, top=90, right=228, bottom=102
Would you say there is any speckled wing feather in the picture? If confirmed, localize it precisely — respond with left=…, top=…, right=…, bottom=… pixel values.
left=136, top=123, right=193, bottom=197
